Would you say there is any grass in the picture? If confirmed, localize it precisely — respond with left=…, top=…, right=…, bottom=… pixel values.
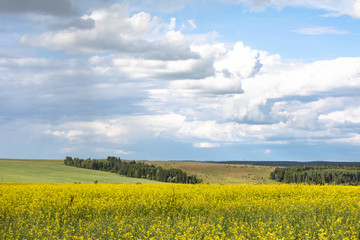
left=144, top=161, right=278, bottom=184
left=0, top=159, right=160, bottom=184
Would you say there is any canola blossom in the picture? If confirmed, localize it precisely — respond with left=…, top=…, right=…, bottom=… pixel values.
left=1, top=183, right=360, bottom=239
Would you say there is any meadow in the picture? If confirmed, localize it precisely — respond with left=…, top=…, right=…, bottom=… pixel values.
left=0, top=159, right=158, bottom=184
left=1, top=183, right=360, bottom=239
left=144, top=160, right=277, bottom=184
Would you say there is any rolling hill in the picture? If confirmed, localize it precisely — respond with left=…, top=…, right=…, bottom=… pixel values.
left=144, top=161, right=278, bottom=184
left=0, top=158, right=279, bottom=184
left=0, top=159, right=160, bottom=184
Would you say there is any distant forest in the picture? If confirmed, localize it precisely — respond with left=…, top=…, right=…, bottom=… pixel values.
left=270, top=165, right=360, bottom=185
left=207, top=161, right=360, bottom=167
left=64, top=156, right=202, bottom=184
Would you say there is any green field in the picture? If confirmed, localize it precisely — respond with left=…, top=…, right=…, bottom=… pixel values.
left=0, top=159, right=160, bottom=184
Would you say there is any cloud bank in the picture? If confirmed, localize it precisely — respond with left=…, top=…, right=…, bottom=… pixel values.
left=1, top=2, right=360, bottom=159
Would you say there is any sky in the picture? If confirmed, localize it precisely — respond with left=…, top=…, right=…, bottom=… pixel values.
left=1, top=0, right=360, bottom=161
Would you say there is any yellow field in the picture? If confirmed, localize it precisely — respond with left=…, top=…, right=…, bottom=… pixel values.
left=1, top=184, right=360, bottom=239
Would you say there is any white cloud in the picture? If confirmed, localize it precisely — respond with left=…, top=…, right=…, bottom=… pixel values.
left=142, top=40, right=360, bottom=146
left=45, top=120, right=129, bottom=143
left=187, top=19, right=197, bottom=30
left=143, top=41, right=266, bottom=109
left=294, top=26, right=348, bottom=35
left=115, top=149, right=134, bottom=155
left=214, top=41, right=263, bottom=79
left=218, top=57, right=360, bottom=122
left=228, top=0, right=360, bottom=18
left=110, top=47, right=214, bottom=80
left=43, top=113, right=186, bottom=145
left=145, top=40, right=360, bottom=127
left=346, top=0, right=360, bottom=18
left=325, top=133, right=360, bottom=145
left=20, top=3, right=198, bottom=60
left=193, top=142, right=220, bottom=148
left=319, top=107, right=360, bottom=124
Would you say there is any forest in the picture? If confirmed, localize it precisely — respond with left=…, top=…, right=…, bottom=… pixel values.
left=270, top=165, right=360, bottom=185
left=207, top=160, right=360, bottom=167
left=64, top=156, right=202, bottom=184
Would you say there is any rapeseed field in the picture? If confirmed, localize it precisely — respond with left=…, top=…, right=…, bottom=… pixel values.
left=1, top=183, right=359, bottom=239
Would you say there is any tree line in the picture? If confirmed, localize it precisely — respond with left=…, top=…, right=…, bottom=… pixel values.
left=64, top=156, right=202, bottom=184
left=270, top=165, right=360, bottom=185
left=207, top=161, right=360, bottom=167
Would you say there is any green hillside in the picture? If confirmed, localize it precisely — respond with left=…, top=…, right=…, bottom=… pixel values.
left=0, top=159, right=160, bottom=184
left=144, top=161, right=278, bottom=184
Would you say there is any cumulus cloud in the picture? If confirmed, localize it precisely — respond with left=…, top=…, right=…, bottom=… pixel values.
left=0, top=0, right=77, bottom=16
left=217, top=57, right=360, bottom=122
left=144, top=41, right=265, bottom=103
left=110, top=45, right=214, bottom=80
left=319, top=107, right=360, bottom=124
left=142, top=39, right=360, bottom=146
left=20, top=3, right=198, bottom=60
left=215, top=41, right=263, bottom=79
left=144, top=41, right=273, bottom=121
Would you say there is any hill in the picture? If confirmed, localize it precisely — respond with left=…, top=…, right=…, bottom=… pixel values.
left=143, top=161, right=278, bottom=184
left=0, top=159, right=160, bottom=184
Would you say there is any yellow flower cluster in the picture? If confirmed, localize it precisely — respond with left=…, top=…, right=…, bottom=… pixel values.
left=1, top=183, right=360, bottom=239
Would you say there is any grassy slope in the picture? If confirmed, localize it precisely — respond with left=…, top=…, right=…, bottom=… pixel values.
left=145, top=161, right=278, bottom=184
left=0, top=159, right=160, bottom=184
left=0, top=159, right=278, bottom=184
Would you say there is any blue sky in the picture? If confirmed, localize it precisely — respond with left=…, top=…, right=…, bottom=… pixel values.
left=1, top=0, right=360, bottom=161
